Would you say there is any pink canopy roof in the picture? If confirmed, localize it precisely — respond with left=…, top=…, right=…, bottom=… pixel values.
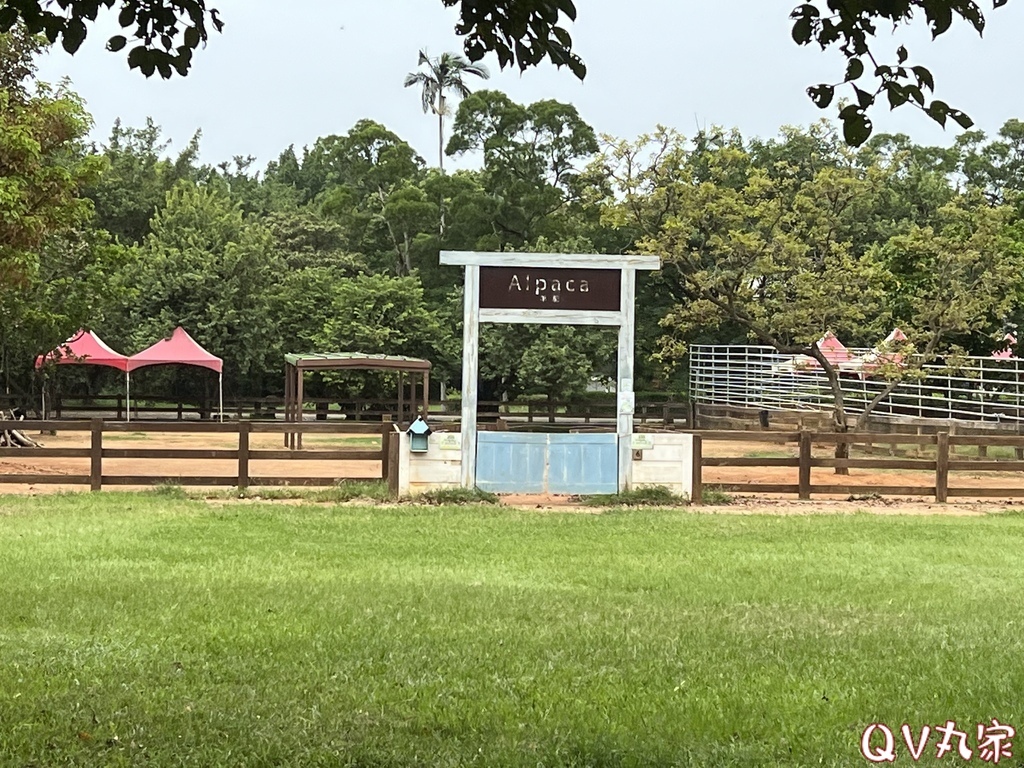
left=35, top=329, right=129, bottom=372
left=815, top=331, right=854, bottom=365
left=127, top=327, right=223, bottom=374
left=851, top=328, right=908, bottom=374
left=992, top=333, right=1017, bottom=360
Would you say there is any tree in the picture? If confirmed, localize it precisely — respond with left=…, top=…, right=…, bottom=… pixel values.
left=312, top=273, right=450, bottom=399
left=447, top=90, right=598, bottom=246
left=600, top=127, right=1024, bottom=468
left=792, top=1, right=1009, bottom=145
left=312, top=120, right=431, bottom=275
left=128, top=182, right=286, bottom=396
left=0, top=25, right=127, bottom=402
left=404, top=50, right=489, bottom=172
left=954, top=120, right=1024, bottom=204
left=0, top=1, right=581, bottom=79
left=85, top=118, right=209, bottom=245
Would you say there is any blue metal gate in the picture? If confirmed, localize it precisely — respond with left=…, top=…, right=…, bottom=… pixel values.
left=476, top=432, right=617, bottom=494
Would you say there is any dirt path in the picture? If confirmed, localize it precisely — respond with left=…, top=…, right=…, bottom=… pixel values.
left=2, top=432, right=1022, bottom=513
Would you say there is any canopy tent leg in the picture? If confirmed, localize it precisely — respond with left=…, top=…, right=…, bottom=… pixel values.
left=219, top=373, right=223, bottom=422
left=126, top=371, right=131, bottom=422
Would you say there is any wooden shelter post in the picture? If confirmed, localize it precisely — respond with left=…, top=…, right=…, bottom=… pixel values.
left=282, top=353, right=433, bottom=449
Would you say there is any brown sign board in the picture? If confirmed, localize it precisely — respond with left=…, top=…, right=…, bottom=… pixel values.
left=479, top=267, right=620, bottom=311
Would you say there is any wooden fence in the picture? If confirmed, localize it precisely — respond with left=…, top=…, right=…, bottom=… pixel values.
left=694, top=429, right=1024, bottom=502
left=39, top=394, right=693, bottom=426
left=0, top=420, right=399, bottom=494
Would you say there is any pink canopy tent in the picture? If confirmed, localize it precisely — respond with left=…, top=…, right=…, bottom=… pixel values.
left=849, top=328, right=908, bottom=375
left=34, top=330, right=130, bottom=417
left=992, top=333, right=1017, bottom=360
left=127, top=327, right=224, bottom=421
left=772, top=332, right=854, bottom=373
left=35, top=329, right=129, bottom=371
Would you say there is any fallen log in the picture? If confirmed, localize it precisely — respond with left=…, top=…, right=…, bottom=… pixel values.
left=0, top=410, right=42, bottom=448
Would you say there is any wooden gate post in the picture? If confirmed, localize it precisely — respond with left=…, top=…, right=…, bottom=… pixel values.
left=387, top=428, right=401, bottom=497
left=690, top=434, right=703, bottom=505
left=90, top=419, right=103, bottom=491
left=238, top=421, right=251, bottom=490
left=798, top=431, right=812, bottom=500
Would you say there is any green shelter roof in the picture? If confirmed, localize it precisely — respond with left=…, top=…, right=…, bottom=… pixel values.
left=284, top=352, right=431, bottom=371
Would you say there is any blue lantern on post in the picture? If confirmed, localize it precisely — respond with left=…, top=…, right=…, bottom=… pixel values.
left=407, top=416, right=431, bottom=453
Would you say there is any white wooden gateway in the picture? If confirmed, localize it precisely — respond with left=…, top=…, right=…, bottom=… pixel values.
left=440, top=250, right=661, bottom=492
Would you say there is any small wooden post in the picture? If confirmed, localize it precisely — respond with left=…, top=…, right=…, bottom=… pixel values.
left=90, top=418, right=102, bottom=491
left=283, top=364, right=290, bottom=448
left=397, top=371, right=405, bottom=427
left=935, top=431, right=950, bottom=503
left=238, top=421, right=250, bottom=490
left=387, top=428, right=401, bottom=497
left=116, top=395, right=123, bottom=421
left=380, top=419, right=392, bottom=480
left=798, top=431, right=812, bottom=500
left=690, top=434, right=703, bottom=505
left=295, top=367, right=304, bottom=450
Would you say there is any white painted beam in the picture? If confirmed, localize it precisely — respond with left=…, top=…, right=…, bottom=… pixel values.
left=479, top=309, right=622, bottom=327
left=460, top=265, right=480, bottom=488
left=617, top=268, right=637, bottom=492
left=440, top=251, right=661, bottom=270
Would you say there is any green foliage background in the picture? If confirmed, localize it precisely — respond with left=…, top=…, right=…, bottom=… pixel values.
left=6, top=26, right=1024, bottom=411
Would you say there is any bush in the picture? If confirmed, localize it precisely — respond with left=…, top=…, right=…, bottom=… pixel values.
left=582, top=486, right=688, bottom=507
left=417, top=487, right=500, bottom=506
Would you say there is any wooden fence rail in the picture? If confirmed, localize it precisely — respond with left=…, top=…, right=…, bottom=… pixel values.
left=0, top=420, right=393, bottom=492
left=37, top=394, right=693, bottom=426
left=696, top=429, right=1024, bottom=502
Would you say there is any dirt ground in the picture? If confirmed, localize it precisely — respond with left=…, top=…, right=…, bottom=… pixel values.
left=1, top=431, right=1023, bottom=514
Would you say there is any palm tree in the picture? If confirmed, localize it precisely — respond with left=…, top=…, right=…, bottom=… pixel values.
left=404, top=50, right=489, bottom=172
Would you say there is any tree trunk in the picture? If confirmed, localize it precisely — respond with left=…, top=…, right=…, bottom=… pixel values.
left=809, top=348, right=850, bottom=476
left=438, top=102, right=445, bottom=172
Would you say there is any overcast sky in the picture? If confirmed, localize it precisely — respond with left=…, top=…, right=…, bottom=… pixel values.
left=34, top=0, right=1024, bottom=171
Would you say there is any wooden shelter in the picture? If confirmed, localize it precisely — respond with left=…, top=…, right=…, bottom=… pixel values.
left=283, top=353, right=431, bottom=448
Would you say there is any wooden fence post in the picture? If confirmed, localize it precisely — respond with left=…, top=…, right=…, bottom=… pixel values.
left=690, top=434, right=703, bottom=505
left=935, top=431, right=949, bottom=503
left=387, top=428, right=401, bottom=497
left=380, top=420, right=391, bottom=481
left=90, top=419, right=102, bottom=491
left=238, top=421, right=250, bottom=490
left=798, top=431, right=812, bottom=500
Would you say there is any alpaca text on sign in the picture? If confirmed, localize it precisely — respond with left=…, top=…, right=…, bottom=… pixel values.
left=479, top=267, right=620, bottom=311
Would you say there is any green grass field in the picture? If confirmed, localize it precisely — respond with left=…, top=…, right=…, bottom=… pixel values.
left=2, top=495, right=1023, bottom=766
